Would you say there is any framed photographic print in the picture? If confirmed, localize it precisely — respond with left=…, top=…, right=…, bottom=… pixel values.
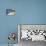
left=6, top=9, right=16, bottom=16
left=18, top=24, right=46, bottom=41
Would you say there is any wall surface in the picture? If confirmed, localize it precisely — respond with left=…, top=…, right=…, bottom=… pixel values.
left=0, top=0, right=46, bottom=44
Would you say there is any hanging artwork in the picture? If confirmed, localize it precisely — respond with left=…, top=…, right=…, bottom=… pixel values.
left=8, top=32, right=16, bottom=46
left=18, top=24, right=46, bottom=41
left=6, top=9, right=16, bottom=16
left=8, top=32, right=16, bottom=41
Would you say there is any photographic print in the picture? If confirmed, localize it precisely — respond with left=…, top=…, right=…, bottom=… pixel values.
left=18, top=24, right=46, bottom=46
left=6, top=9, right=16, bottom=16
